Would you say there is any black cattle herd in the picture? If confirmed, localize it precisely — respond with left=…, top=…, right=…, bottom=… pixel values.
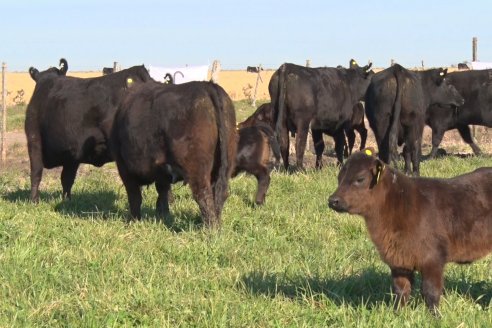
left=25, top=58, right=492, bottom=313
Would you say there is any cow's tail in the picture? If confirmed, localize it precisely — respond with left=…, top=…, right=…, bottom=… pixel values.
left=209, top=83, right=232, bottom=217
left=389, top=65, right=403, bottom=165
left=274, top=64, right=287, bottom=138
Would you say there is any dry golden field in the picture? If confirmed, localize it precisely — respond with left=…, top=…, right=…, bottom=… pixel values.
left=2, top=70, right=275, bottom=106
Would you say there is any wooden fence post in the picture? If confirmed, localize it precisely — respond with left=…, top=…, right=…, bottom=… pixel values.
left=251, top=64, right=262, bottom=107
left=211, top=60, right=221, bottom=84
left=1, top=62, right=7, bottom=162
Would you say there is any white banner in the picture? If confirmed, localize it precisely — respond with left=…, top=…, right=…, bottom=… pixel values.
left=148, top=65, right=209, bottom=84
left=470, top=61, right=492, bottom=70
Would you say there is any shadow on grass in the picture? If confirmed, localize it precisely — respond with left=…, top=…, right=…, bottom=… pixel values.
left=3, top=188, right=61, bottom=203
left=241, top=269, right=392, bottom=308
left=241, top=269, right=492, bottom=309
left=53, top=190, right=120, bottom=219
left=422, top=149, right=491, bottom=161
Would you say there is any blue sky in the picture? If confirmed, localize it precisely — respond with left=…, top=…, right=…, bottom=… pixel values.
left=2, top=0, right=491, bottom=71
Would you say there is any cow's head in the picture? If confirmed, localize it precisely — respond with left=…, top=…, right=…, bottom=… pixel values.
left=424, top=68, right=464, bottom=109
left=347, top=59, right=374, bottom=101
left=238, top=103, right=274, bottom=129
left=328, top=148, right=386, bottom=215
left=29, top=58, right=68, bottom=82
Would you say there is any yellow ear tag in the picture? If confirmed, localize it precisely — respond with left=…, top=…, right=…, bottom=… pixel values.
left=376, top=165, right=385, bottom=184
left=127, top=78, right=133, bottom=85
left=364, top=149, right=373, bottom=156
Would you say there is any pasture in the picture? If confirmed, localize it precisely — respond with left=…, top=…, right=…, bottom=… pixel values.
left=0, top=102, right=492, bottom=327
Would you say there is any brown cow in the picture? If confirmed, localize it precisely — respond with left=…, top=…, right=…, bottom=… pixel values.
left=111, top=80, right=237, bottom=228
left=328, top=149, right=492, bottom=312
left=234, top=123, right=280, bottom=205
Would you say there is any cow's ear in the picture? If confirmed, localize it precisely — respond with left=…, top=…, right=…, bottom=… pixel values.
left=436, top=68, right=447, bottom=85
left=59, top=58, right=68, bottom=75
left=126, top=77, right=135, bottom=88
left=29, top=67, right=39, bottom=81
left=370, top=158, right=386, bottom=187
left=349, top=59, right=359, bottom=69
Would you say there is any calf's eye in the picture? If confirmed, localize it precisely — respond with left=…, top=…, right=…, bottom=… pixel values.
left=354, top=177, right=365, bottom=185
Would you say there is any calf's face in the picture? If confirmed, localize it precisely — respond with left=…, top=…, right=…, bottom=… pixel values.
left=328, top=151, right=385, bottom=215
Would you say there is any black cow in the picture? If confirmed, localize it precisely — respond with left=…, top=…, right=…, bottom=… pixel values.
left=102, top=67, right=114, bottom=75
left=247, top=66, right=263, bottom=73
left=269, top=59, right=373, bottom=169
left=235, top=122, right=280, bottom=205
left=29, top=58, right=68, bottom=81
left=25, top=64, right=152, bottom=202
left=427, top=69, right=492, bottom=157
left=110, top=80, right=237, bottom=227
left=365, top=64, right=464, bottom=176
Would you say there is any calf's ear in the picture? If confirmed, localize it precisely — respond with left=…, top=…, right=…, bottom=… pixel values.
left=29, top=67, right=39, bottom=81
left=436, top=68, right=448, bottom=85
left=370, top=158, right=385, bottom=187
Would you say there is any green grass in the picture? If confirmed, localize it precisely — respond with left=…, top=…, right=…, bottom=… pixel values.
left=6, top=104, right=26, bottom=131
left=0, top=155, right=491, bottom=327
left=1, top=102, right=492, bottom=326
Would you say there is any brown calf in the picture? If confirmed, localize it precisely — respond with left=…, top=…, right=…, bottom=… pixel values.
left=234, top=123, right=280, bottom=205
left=328, top=150, right=492, bottom=312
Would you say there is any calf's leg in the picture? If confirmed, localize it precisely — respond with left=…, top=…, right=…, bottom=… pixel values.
left=391, top=267, right=414, bottom=309
left=117, top=163, right=143, bottom=219
left=420, top=263, right=444, bottom=313
left=155, top=177, right=171, bottom=218
left=189, top=178, right=218, bottom=228
left=254, top=168, right=270, bottom=205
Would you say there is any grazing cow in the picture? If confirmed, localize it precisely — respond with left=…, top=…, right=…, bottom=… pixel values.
left=365, top=64, right=464, bottom=176
left=237, top=103, right=275, bottom=130
left=269, top=59, right=373, bottom=169
left=29, top=58, right=68, bottom=81
left=102, top=67, right=114, bottom=75
left=234, top=123, right=280, bottom=205
left=328, top=149, right=492, bottom=312
left=25, top=64, right=152, bottom=202
left=427, top=69, right=492, bottom=157
left=111, top=80, right=237, bottom=227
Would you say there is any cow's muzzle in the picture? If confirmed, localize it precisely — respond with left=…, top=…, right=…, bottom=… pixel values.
left=328, top=194, right=348, bottom=213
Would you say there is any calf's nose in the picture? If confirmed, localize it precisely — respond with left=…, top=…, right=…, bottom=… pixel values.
left=328, top=195, right=340, bottom=209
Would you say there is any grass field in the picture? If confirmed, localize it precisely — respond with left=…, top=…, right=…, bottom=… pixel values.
left=0, top=103, right=491, bottom=327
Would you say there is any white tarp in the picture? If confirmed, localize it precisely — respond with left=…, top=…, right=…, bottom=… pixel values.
left=148, top=65, right=209, bottom=84
left=469, top=61, right=492, bottom=70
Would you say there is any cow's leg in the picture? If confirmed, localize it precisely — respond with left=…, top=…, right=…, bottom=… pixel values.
left=457, top=124, right=482, bottom=155
left=345, top=128, right=356, bottom=156
left=27, top=134, right=43, bottom=203
left=117, top=163, right=142, bottom=219
left=189, top=177, right=217, bottom=228
left=391, top=267, right=414, bottom=309
left=279, top=126, right=290, bottom=170
left=429, top=127, right=445, bottom=158
left=402, top=145, right=411, bottom=175
left=254, top=167, right=270, bottom=205
left=312, top=129, right=324, bottom=169
left=155, top=177, right=171, bottom=218
left=356, top=125, right=368, bottom=151
left=295, top=122, right=310, bottom=170
left=334, top=130, right=346, bottom=166
left=61, top=162, right=80, bottom=200
left=420, top=262, right=444, bottom=314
